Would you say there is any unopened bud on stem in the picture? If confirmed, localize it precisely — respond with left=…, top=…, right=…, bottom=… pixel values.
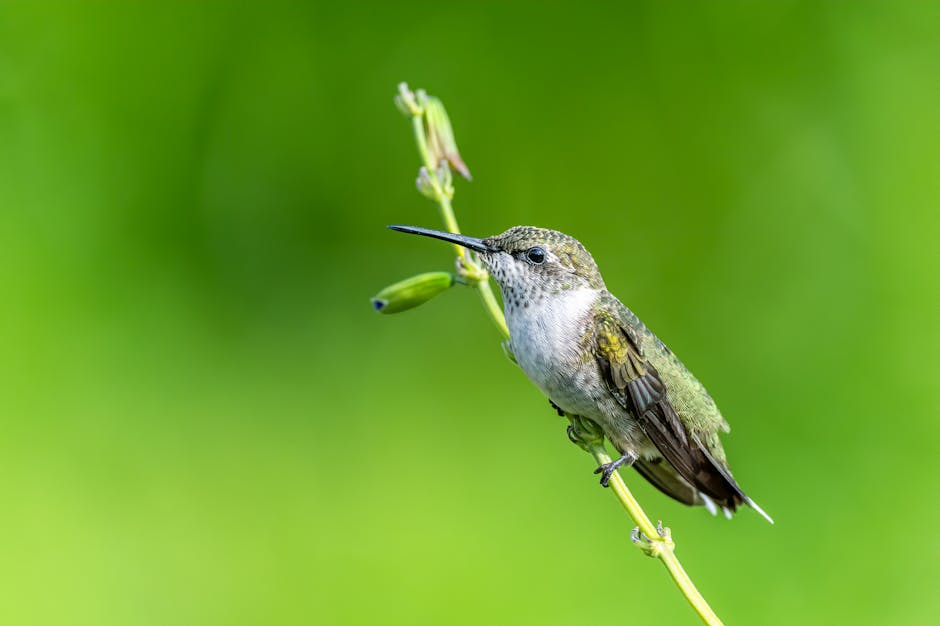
left=436, top=160, right=454, bottom=199
left=394, top=82, right=421, bottom=116
left=371, top=272, right=455, bottom=314
left=422, top=96, right=472, bottom=181
left=416, top=166, right=439, bottom=200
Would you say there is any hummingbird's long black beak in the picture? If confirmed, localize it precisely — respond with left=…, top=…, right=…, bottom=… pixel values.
left=387, top=225, right=497, bottom=253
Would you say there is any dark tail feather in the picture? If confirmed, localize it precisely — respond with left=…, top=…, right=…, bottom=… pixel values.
left=633, top=458, right=700, bottom=507
left=694, top=436, right=774, bottom=525
left=635, top=402, right=758, bottom=519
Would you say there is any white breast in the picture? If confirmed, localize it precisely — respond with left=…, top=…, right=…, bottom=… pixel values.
left=506, top=288, right=600, bottom=412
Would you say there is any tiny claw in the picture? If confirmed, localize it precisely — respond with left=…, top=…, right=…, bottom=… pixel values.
left=566, top=425, right=579, bottom=444
left=565, top=417, right=605, bottom=453
left=594, top=465, right=612, bottom=487
left=594, top=463, right=617, bottom=487
left=593, top=451, right=637, bottom=487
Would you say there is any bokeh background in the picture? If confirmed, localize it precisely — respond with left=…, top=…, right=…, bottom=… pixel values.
left=2, top=2, right=939, bottom=624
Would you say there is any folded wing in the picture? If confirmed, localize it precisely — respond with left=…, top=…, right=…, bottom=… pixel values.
left=593, top=308, right=769, bottom=522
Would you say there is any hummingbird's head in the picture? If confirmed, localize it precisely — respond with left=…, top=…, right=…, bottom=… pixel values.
left=389, top=225, right=604, bottom=309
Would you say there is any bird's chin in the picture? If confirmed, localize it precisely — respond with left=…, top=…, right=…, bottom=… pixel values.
left=476, top=251, right=499, bottom=272
left=479, top=251, right=512, bottom=282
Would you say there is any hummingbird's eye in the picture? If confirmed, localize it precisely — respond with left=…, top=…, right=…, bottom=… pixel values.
left=525, top=247, right=546, bottom=265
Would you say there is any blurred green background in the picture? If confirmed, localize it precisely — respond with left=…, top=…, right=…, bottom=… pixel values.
left=1, top=2, right=938, bottom=624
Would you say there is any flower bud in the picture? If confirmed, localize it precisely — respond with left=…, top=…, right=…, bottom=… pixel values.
left=415, top=166, right=438, bottom=200
left=435, top=159, right=454, bottom=200
left=394, top=82, right=421, bottom=116
left=371, top=272, right=455, bottom=314
left=422, top=96, right=472, bottom=180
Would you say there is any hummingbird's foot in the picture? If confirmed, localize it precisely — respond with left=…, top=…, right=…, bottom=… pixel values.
left=565, top=424, right=577, bottom=442
left=565, top=417, right=605, bottom=453
left=550, top=399, right=566, bottom=417
left=594, top=451, right=638, bottom=487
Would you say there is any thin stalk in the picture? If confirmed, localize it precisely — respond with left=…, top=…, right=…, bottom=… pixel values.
left=476, top=275, right=510, bottom=338
left=411, top=115, right=468, bottom=263
left=397, top=83, right=723, bottom=626
left=437, top=193, right=461, bottom=237
left=660, top=545, right=723, bottom=625
left=591, top=446, right=660, bottom=540
left=592, top=447, right=723, bottom=626
left=412, top=114, right=434, bottom=171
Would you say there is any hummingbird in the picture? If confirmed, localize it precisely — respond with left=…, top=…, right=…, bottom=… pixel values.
left=389, top=224, right=772, bottom=523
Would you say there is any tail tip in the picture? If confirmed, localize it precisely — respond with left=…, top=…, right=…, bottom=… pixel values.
left=746, top=497, right=775, bottom=525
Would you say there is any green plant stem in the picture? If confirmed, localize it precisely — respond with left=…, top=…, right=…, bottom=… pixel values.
left=591, top=447, right=661, bottom=539
left=400, top=84, right=722, bottom=625
left=591, top=446, right=723, bottom=626
left=436, top=187, right=461, bottom=236
left=408, top=105, right=509, bottom=339
left=475, top=275, right=510, bottom=338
